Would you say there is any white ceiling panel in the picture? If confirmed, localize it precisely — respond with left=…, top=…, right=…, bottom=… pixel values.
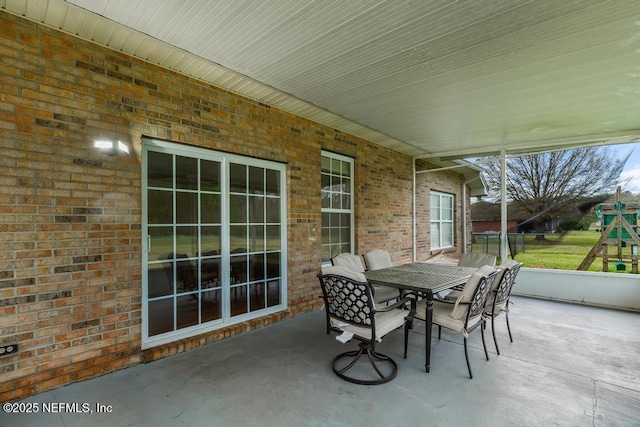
left=3, top=0, right=640, bottom=158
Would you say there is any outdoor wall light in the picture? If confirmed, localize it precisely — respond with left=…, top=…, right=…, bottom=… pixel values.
left=93, top=139, right=130, bottom=156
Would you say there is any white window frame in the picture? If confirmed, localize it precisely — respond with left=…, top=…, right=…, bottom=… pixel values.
left=321, top=151, right=354, bottom=265
left=430, top=191, right=455, bottom=250
left=142, top=138, right=287, bottom=349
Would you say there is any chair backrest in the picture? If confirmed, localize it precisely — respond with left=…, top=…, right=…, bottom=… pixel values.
left=331, top=253, right=365, bottom=273
left=318, top=266, right=376, bottom=332
left=363, top=249, right=392, bottom=271
left=488, top=260, right=523, bottom=311
left=465, top=268, right=499, bottom=324
left=450, top=265, right=498, bottom=321
left=458, top=253, right=497, bottom=268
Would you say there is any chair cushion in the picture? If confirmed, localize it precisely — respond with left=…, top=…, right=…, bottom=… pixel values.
left=415, top=300, right=483, bottom=337
left=450, top=264, right=496, bottom=320
left=364, top=249, right=392, bottom=271
left=330, top=308, right=407, bottom=342
left=321, top=265, right=367, bottom=283
left=458, top=253, right=497, bottom=268
left=331, top=253, right=365, bottom=273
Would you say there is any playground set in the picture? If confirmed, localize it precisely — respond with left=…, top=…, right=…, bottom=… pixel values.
left=578, top=187, right=640, bottom=273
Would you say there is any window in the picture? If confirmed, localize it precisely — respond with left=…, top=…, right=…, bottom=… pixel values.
left=321, top=151, right=354, bottom=263
left=430, top=191, right=454, bottom=249
left=142, top=138, right=286, bottom=348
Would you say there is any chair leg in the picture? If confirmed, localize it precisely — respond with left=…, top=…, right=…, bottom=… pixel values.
left=404, top=322, right=409, bottom=358
left=506, top=312, right=513, bottom=342
left=481, top=320, right=489, bottom=361
left=438, top=325, right=441, bottom=339
left=491, top=315, right=501, bottom=355
left=464, top=337, right=473, bottom=379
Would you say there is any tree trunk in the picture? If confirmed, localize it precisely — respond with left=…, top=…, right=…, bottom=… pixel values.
left=534, top=221, right=547, bottom=241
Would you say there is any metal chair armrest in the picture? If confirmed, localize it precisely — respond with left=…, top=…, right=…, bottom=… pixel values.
left=375, top=296, right=416, bottom=322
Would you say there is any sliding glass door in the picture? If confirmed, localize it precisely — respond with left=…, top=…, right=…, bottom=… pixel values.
left=142, top=139, right=286, bottom=347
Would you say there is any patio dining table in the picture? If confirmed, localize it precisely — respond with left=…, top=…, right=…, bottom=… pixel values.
left=364, top=262, right=477, bottom=373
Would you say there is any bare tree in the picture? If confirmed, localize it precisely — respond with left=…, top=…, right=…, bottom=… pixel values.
left=481, top=147, right=628, bottom=237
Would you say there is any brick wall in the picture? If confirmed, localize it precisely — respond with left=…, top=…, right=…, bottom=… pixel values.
left=0, top=12, right=443, bottom=400
left=415, top=160, right=471, bottom=260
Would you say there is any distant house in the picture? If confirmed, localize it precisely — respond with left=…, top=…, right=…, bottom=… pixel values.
left=471, top=201, right=519, bottom=232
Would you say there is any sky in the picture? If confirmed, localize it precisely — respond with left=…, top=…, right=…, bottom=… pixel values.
left=615, top=142, right=640, bottom=194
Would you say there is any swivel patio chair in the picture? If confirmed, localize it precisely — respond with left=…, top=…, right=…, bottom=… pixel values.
left=318, top=266, right=416, bottom=385
left=415, top=265, right=498, bottom=379
left=331, top=252, right=399, bottom=304
left=484, top=260, right=523, bottom=355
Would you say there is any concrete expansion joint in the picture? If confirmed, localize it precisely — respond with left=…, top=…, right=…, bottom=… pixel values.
left=591, top=379, right=598, bottom=427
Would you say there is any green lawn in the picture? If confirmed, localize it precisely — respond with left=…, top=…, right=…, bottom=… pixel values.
left=474, top=230, right=637, bottom=273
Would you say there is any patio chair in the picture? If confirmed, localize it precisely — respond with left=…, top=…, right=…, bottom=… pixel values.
left=458, top=253, right=497, bottom=268
left=331, top=253, right=399, bottom=304
left=363, top=248, right=393, bottom=271
left=318, top=266, right=416, bottom=385
left=415, top=265, right=498, bottom=379
left=484, top=260, right=523, bottom=355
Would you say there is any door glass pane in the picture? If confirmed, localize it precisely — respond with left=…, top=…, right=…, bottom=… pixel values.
left=230, top=225, right=247, bottom=253
left=201, top=226, right=221, bottom=254
left=230, top=163, right=247, bottom=193
left=266, top=252, right=280, bottom=278
left=176, top=156, right=198, bottom=190
left=250, top=283, right=266, bottom=311
left=201, top=160, right=220, bottom=191
left=148, top=263, right=172, bottom=298
left=201, top=290, right=221, bottom=322
left=230, top=286, right=247, bottom=316
left=176, top=226, right=197, bottom=257
left=176, top=295, right=198, bottom=329
left=148, top=190, right=173, bottom=224
left=230, top=195, right=247, bottom=223
left=230, top=254, right=248, bottom=284
left=267, top=280, right=280, bottom=307
left=148, top=298, right=174, bottom=337
left=175, top=256, right=197, bottom=293
left=147, top=151, right=173, bottom=188
left=250, top=253, right=265, bottom=281
left=149, top=226, right=173, bottom=262
left=200, top=257, right=220, bottom=289
left=201, top=193, right=221, bottom=224
left=176, top=192, right=198, bottom=224
left=266, top=226, right=280, bottom=250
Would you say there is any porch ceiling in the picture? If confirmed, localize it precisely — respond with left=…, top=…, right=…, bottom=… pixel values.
left=5, top=0, right=640, bottom=159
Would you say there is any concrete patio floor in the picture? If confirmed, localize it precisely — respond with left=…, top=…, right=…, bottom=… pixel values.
left=2, top=296, right=639, bottom=426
